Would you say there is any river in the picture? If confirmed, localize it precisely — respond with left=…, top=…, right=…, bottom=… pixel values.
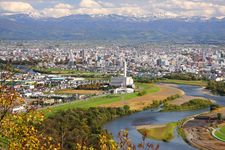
left=104, top=84, right=225, bottom=150
left=14, top=65, right=37, bottom=74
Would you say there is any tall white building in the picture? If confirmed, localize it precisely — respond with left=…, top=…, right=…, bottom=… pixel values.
left=110, top=60, right=134, bottom=87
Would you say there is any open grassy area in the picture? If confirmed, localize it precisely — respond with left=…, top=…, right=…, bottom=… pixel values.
left=135, top=83, right=160, bottom=94
left=54, top=89, right=104, bottom=95
left=32, top=67, right=111, bottom=79
left=33, top=67, right=92, bottom=74
left=137, top=122, right=177, bottom=142
left=43, top=83, right=160, bottom=116
left=158, top=79, right=207, bottom=87
left=101, top=84, right=184, bottom=110
left=214, top=125, right=225, bottom=141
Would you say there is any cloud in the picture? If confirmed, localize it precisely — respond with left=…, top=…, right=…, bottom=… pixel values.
left=147, top=0, right=225, bottom=18
left=79, top=0, right=101, bottom=8
left=113, top=5, right=148, bottom=17
left=72, top=3, right=147, bottom=17
left=0, top=2, right=35, bottom=13
left=41, top=3, right=73, bottom=18
left=54, top=3, right=72, bottom=9
left=170, top=0, right=225, bottom=18
left=0, top=0, right=224, bottom=19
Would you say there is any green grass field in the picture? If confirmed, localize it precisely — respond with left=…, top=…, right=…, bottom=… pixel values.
left=32, top=67, right=112, bottom=79
left=43, top=83, right=160, bottom=117
left=32, top=67, right=103, bottom=76
left=137, top=122, right=177, bottom=142
left=158, top=79, right=207, bottom=87
left=214, top=125, right=225, bottom=141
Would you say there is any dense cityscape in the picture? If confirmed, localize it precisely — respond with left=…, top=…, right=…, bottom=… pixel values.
left=1, top=41, right=224, bottom=78
left=0, top=41, right=224, bottom=112
left=0, top=0, right=225, bottom=150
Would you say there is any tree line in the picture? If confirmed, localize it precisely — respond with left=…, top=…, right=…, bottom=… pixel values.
left=163, top=73, right=206, bottom=80
left=41, top=106, right=132, bottom=149
left=207, top=80, right=225, bottom=95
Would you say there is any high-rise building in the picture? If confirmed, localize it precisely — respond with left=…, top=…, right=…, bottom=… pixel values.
left=68, top=50, right=75, bottom=69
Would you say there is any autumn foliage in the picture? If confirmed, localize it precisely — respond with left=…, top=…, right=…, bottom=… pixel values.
left=0, top=83, right=60, bottom=149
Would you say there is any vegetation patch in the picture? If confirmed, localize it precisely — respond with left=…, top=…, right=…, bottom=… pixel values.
left=158, top=79, right=207, bottom=87
left=137, top=122, right=177, bottom=142
left=214, top=125, right=225, bottom=141
left=54, top=89, right=103, bottom=95
left=32, top=67, right=111, bottom=78
left=207, top=80, right=225, bottom=96
left=162, top=99, right=213, bottom=112
left=163, top=73, right=205, bottom=81
left=176, top=118, right=188, bottom=141
left=143, top=94, right=181, bottom=110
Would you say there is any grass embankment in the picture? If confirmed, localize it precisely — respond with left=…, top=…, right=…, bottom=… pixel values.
left=43, top=83, right=159, bottom=116
left=32, top=67, right=92, bottom=74
left=214, top=125, right=225, bottom=141
left=158, top=79, right=207, bottom=87
left=137, top=122, right=177, bottom=142
left=162, top=99, right=213, bottom=112
left=32, top=67, right=110, bottom=79
left=54, top=89, right=104, bottom=95
left=176, top=118, right=189, bottom=141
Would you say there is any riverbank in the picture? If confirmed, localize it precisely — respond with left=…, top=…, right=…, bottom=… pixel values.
left=158, top=79, right=207, bottom=87
left=136, top=122, right=177, bottom=142
left=181, top=107, right=225, bottom=150
left=168, top=95, right=208, bottom=105
left=162, top=99, right=213, bottom=112
left=101, top=84, right=184, bottom=110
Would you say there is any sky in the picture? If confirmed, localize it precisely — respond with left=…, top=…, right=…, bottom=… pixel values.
left=0, top=0, right=224, bottom=19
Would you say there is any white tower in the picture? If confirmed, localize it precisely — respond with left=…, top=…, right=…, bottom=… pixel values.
left=124, top=60, right=127, bottom=77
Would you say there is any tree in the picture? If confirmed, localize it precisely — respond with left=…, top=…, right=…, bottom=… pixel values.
left=117, top=130, right=160, bottom=150
left=0, top=68, right=60, bottom=150
left=217, top=113, right=223, bottom=121
left=123, top=105, right=130, bottom=114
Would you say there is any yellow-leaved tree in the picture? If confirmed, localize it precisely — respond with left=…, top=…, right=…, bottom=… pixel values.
left=0, top=71, right=60, bottom=150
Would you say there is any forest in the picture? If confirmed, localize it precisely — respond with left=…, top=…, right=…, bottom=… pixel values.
left=41, top=106, right=132, bottom=149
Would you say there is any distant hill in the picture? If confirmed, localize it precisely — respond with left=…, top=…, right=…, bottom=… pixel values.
left=0, top=14, right=224, bottom=43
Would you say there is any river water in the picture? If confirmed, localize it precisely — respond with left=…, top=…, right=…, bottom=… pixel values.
left=14, top=65, right=36, bottom=74
left=104, top=85, right=225, bottom=150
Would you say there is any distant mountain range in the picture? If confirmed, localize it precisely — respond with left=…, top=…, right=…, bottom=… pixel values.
left=0, top=14, right=225, bottom=43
